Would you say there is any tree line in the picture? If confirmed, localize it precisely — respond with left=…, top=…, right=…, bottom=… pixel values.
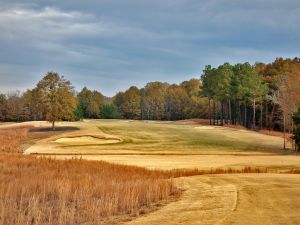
left=113, top=79, right=208, bottom=121
left=0, top=76, right=209, bottom=123
left=0, top=58, right=300, bottom=150
left=201, top=58, right=300, bottom=150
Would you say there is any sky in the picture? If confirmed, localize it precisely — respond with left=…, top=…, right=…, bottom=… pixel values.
left=0, top=0, right=299, bottom=96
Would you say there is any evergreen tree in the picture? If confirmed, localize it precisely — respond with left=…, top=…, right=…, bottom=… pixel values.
left=100, top=104, right=122, bottom=119
left=77, top=87, right=104, bottom=119
left=201, top=65, right=218, bottom=125
left=292, top=108, right=300, bottom=151
left=73, top=101, right=85, bottom=120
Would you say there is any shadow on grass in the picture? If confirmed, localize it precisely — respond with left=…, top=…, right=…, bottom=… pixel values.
left=29, top=126, right=80, bottom=132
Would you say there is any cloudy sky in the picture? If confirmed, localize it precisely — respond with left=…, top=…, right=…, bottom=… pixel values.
left=0, top=0, right=299, bottom=96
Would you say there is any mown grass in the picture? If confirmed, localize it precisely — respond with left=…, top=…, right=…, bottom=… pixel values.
left=24, top=120, right=285, bottom=155
left=89, top=120, right=283, bottom=153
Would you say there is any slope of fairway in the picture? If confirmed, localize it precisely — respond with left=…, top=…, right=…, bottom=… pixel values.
left=91, top=120, right=285, bottom=153
left=25, top=119, right=286, bottom=155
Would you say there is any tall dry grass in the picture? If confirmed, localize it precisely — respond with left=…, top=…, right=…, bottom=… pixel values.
left=0, top=155, right=179, bottom=225
left=0, top=125, right=33, bottom=153
left=259, top=129, right=293, bottom=142
left=286, top=168, right=300, bottom=174
left=223, top=125, right=294, bottom=143
left=0, top=128, right=179, bottom=225
left=167, top=166, right=268, bottom=177
left=223, top=124, right=247, bottom=130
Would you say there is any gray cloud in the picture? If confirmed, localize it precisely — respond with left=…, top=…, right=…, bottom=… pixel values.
left=0, top=0, right=299, bottom=96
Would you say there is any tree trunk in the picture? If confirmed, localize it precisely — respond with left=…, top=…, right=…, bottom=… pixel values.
left=270, top=103, right=276, bottom=130
left=265, top=102, right=268, bottom=129
left=52, top=121, right=55, bottom=131
left=283, top=114, right=286, bottom=150
left=292, top=120, right=295, bottom=151
left=253, top=98, right=256, bottom=130
left=225, top=99, right=228, bottom=124
left=229, top=99, right=232, bottom=124
left=216, top=102, right=219, bottom=125
left=244, top=104, right=247, bottom=128
left=260, top=101, right=263, bottom=130
left=213, top=101, right=216, bottom=125
left=209, top=98, right=211, bottom=125
left=221, top=101, right=224, bottom=126
left=238, top=101, right=241, bottom=125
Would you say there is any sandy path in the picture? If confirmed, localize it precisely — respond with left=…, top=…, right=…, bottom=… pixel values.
left=128, top=174, right=300, bottom=225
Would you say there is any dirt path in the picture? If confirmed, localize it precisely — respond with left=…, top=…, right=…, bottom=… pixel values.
left=128, top=174, right=300, bottom=225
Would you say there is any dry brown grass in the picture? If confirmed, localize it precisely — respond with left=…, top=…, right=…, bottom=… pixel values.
left=223, top=125, right=293, bottom=142
left=286, top=168, right=300, bottom=174
left=0, top=155, right=179, bottom=225
left=0, top=128, right=179, bottom=225
left=223, top=124, right=247, bottom=130
left=0, top=125, right=33, bottom=153
left=178, top=119, right=211, bottom=125
left=259, top=129, right=293, bottom=141
left=223, top=125, right=295, bottom=146
left=166, top=166, right=268, bottom=178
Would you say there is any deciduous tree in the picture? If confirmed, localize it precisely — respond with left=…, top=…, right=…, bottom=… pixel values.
left=140, top=82, right=169, bottom=120
left=34, top=72, right=76, bottom=130
left=121, top=86, right=141, bottom=119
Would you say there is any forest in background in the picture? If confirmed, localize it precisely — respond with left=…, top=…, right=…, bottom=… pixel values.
left=0, top=57, right=300, bottom=149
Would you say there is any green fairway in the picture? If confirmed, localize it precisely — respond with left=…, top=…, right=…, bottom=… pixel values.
left=93, top=120, right=283, bottom=153
left=24, top=119, right=285, bottom=155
